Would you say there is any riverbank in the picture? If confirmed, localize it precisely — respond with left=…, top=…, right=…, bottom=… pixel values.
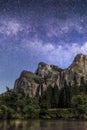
left=39, top=108, right=87, bottom=120
left=1, top=108, right=87, bottom=120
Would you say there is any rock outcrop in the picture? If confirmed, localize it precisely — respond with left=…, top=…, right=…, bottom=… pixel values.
left=14, top=53, right=87, bottom=97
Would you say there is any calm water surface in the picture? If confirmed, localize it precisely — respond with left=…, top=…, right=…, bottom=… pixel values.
left=0, top=120, right=87, bottom=130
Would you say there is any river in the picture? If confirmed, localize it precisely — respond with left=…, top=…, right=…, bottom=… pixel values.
left=0, top=120, right=87, bottom=130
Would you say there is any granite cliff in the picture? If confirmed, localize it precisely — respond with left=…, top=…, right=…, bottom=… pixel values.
left=14, top=53, right=87, bottom=97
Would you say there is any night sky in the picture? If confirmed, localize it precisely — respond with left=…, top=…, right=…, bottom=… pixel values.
left=0, top=0, right=87, bottom=93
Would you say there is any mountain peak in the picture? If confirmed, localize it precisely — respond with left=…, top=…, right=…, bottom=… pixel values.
left=74, top=53, right=87, bottom=62
left=38, top=62, right=49, bottom=67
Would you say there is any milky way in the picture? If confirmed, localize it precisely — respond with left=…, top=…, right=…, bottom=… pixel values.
left=0, top=0, right=87, bottom=93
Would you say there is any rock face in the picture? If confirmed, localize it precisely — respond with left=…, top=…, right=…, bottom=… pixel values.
left=14, top=53, right=87, bottom=97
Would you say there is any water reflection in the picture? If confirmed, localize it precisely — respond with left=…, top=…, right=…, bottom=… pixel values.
left=0, top=120, right=87, bottom=130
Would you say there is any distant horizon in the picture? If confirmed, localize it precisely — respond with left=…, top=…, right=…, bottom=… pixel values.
left=0, top=0, right=87, bottom=93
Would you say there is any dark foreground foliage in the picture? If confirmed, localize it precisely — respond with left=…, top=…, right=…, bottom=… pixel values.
left=0, top=82, right=87, bottom=119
